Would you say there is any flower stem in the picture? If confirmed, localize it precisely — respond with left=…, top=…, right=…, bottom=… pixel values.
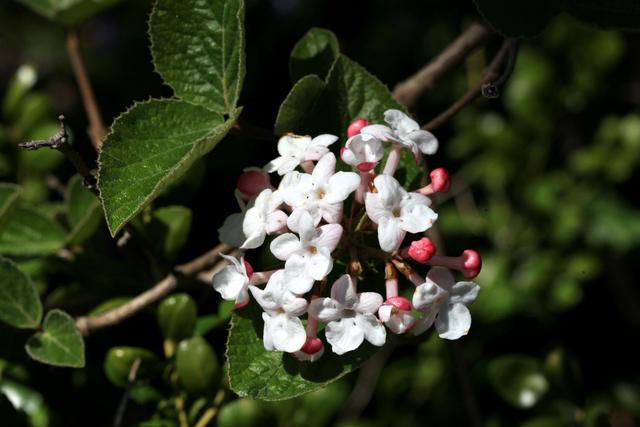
left=383, top=146, right=401, bottom=176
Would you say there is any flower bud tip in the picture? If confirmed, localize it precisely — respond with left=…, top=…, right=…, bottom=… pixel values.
left=408, top=237, right=436, bottom=263
left=347, top=119, right=369, bottom=138
left=430, top=168, right=451, bottom=193
left=462, top=249, right=481, bottom=278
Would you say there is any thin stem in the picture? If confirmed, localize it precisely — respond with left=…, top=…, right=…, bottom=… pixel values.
left=174, top=395, right=189, bottom=427
left=194, top=389, right=226, bottom=427
left=392, top=23, right=493, bottom=109
left=382, top=145, right=401, bottom=176
left=19, top=115, right=98, bottom=193
left=422, top=39, right=518, bottom=132
left=76, top=243, right=234, bottom=336
left=66, top=30, right=106, bottom=151
left=112, top=357, right=142, bottom=427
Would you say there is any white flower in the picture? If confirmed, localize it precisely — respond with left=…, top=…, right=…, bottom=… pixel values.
left=412, top=267, right=480, bottom=339
left=377, top=296, right=416, bottom=334
left=383, top=109, right=438, bottom=161
left=341, top=133, right=384, bottom=172
left=212, top=254, right=252, bottom=308
left=217, top=212, right=245, bottom=247
left=250, top=270, right=308, bottom=353
left=309, top=275, right=386, bottom=355
left=269, top=210, right=342, bottom=294
left=265, top=134, right=338, bottom=175
left=365, top=175, right=438, bottom=252
left=241, top=189, right=288, bottom=249
left=279, top=152, right=360, bottom=225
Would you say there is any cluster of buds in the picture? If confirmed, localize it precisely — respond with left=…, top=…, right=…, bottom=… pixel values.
left=213, top=109, right=481, bottom=361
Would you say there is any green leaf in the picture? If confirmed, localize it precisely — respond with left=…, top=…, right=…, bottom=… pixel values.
left=274, top=75, right=326, bottom=135
left=488, top=354, right=549, bottom=409
left=176, top=336, right=219, bottom=395
left=148, top=206, right=193, bottom=261
left=104, top=346, right=162, bottom=387
left=97, top=99, right=239, bottom=236
left=0, top=205, right=66, bottom=256
left=25, top=309, right=85, bottom=368
left=326, top=54, right=405, bottom=133
left=66, top=175, right=102, bottom=245
left=150, top=0, right=245, bottom=113
left=0, top=256, right=42, bottom=329
left=0, top=183, right=21, bottom=233
left=157, top=293, right=198, bottom=344
left=16, top=0, right=125, bottom=26
left=289, top=28, right=339, bottom=82
left=227, top=304, right=378, bottom=400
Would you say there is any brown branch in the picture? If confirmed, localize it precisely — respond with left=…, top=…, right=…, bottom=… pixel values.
left=423, top=39, right=519, bottom=132
left=66, top=30, right=106, bottom=152
left=19, top=115, right=98, bottom=193
left=75, top=243, right=233, bottom=336
left=392, top=23, right=493, bottom=110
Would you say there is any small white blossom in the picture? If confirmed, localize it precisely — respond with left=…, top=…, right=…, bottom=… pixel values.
left=383, top=109, right=438, bottom=161
left=341, top=133, right=385, bottom=172
left=365, top=175, right=438, bottom=252
left=250, top=270, right=308, bottom=352
left=279, top=152, right=360, bottom=225
left=412, top=267, right=480, bottom=339
left=241, top=189, right=288, bottom=249
left=265, top=134, right=338, bottom=175
left=309, top=275, right=386, bottom=355
left=269, top=210, right=342, bottom=294
left=212, top=254, right=252, bottom=308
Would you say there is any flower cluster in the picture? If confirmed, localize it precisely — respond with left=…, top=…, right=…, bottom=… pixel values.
left=213, top=109, right=481, bottom=361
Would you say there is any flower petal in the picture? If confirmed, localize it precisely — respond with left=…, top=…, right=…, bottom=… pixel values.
left=218, top=212, right=245, bottom=247
left=213, top=265, right=247, bottom=301
left=356, top=292, right=383, bottom=314
left=270, top=233, right=302, bottom=261
left=267, top=313, right=306, bottom=352
left=307, top=251, right=333, bottom=281
left=364, top=192, right=389, bottom=224
left=265, top=210, right=288, bottom=234
left=449, top=281, right=480, bottom=306
left=325, top=317, right=365, bottom=355
left=373, top=175, right=404, bottom=209
left=309, top=297, right=343, bottom=322
left=326, top=172, right=360, bottom=203
left=377, top=216, right=405, bottom=252
left=384, top=109, right=419, bottom=136
left=311, top=134, right=339, bottom=147
left=262, top=312, right=275, bottom=351
left=358, top=313, right=386, bottom=346
left=330, top=274, right=358, bottom=307
left=312, top=152, right=336, bottom=184
left=408, top=130, right=438, bottom=155
left=413, top=310, right=437, bottom=335
left=412, top=280, right=448, bottom=312
left=278, top=134, right=310, bottom=157
left=283, top=255, right=315, bottom=294
left=435, top=303, right=471, bottom=340
left=399, top=203, right=438, bottom=234
left=279, top=171, right=313, bottom=207
left=314, top=223, right=343, bottom=252
left=426, top=266, right=456, bottom=291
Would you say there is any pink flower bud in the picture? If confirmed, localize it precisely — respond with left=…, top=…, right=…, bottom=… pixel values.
left=299, top=336, right=324, bottom=355
left=236, top=168, right=270, bottom=200
left=407, top=237, right=436, bottom=263
left=385, top=296, right=412, bottom=311
left=429, top=168, right=451, bottom=193
left=347, top=119, right=369, bottom=138
left=356, top=162, right=377, bottom=172
left=461, top=249, right=481, bottom=279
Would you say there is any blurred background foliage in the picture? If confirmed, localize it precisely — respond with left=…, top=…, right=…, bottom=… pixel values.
left=1, top=0, right=639, bottom=426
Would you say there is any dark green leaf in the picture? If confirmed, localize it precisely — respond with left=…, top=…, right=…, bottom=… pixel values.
left=274, top=75, right=326, bottom=135
left=66, top=175, right=102, bottom=245
left=289, top=28, right=339, bottom=82
left=147, top=206, right=193, bottom=261
left=157, top=293, right=197, bottom=344
left=0, top=256, right=42, bottom=329
left=16, top=0, right=125, bottom=26
left=150, top=0, right=245, bottom=113
left=104, top=346, right=162, bottom=387
left=0, top=205, right=66, bottom=256
left=176, top=336, right=219, bottom=395
left=25, top=309, right=85, bottom=368
left=326, top=54, right=405, bottom=133
left=227, top=303, right=378, bottom=400
left=0, top=183, right=21, bottom=233
left=97, top=99, right=239, bottom=236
